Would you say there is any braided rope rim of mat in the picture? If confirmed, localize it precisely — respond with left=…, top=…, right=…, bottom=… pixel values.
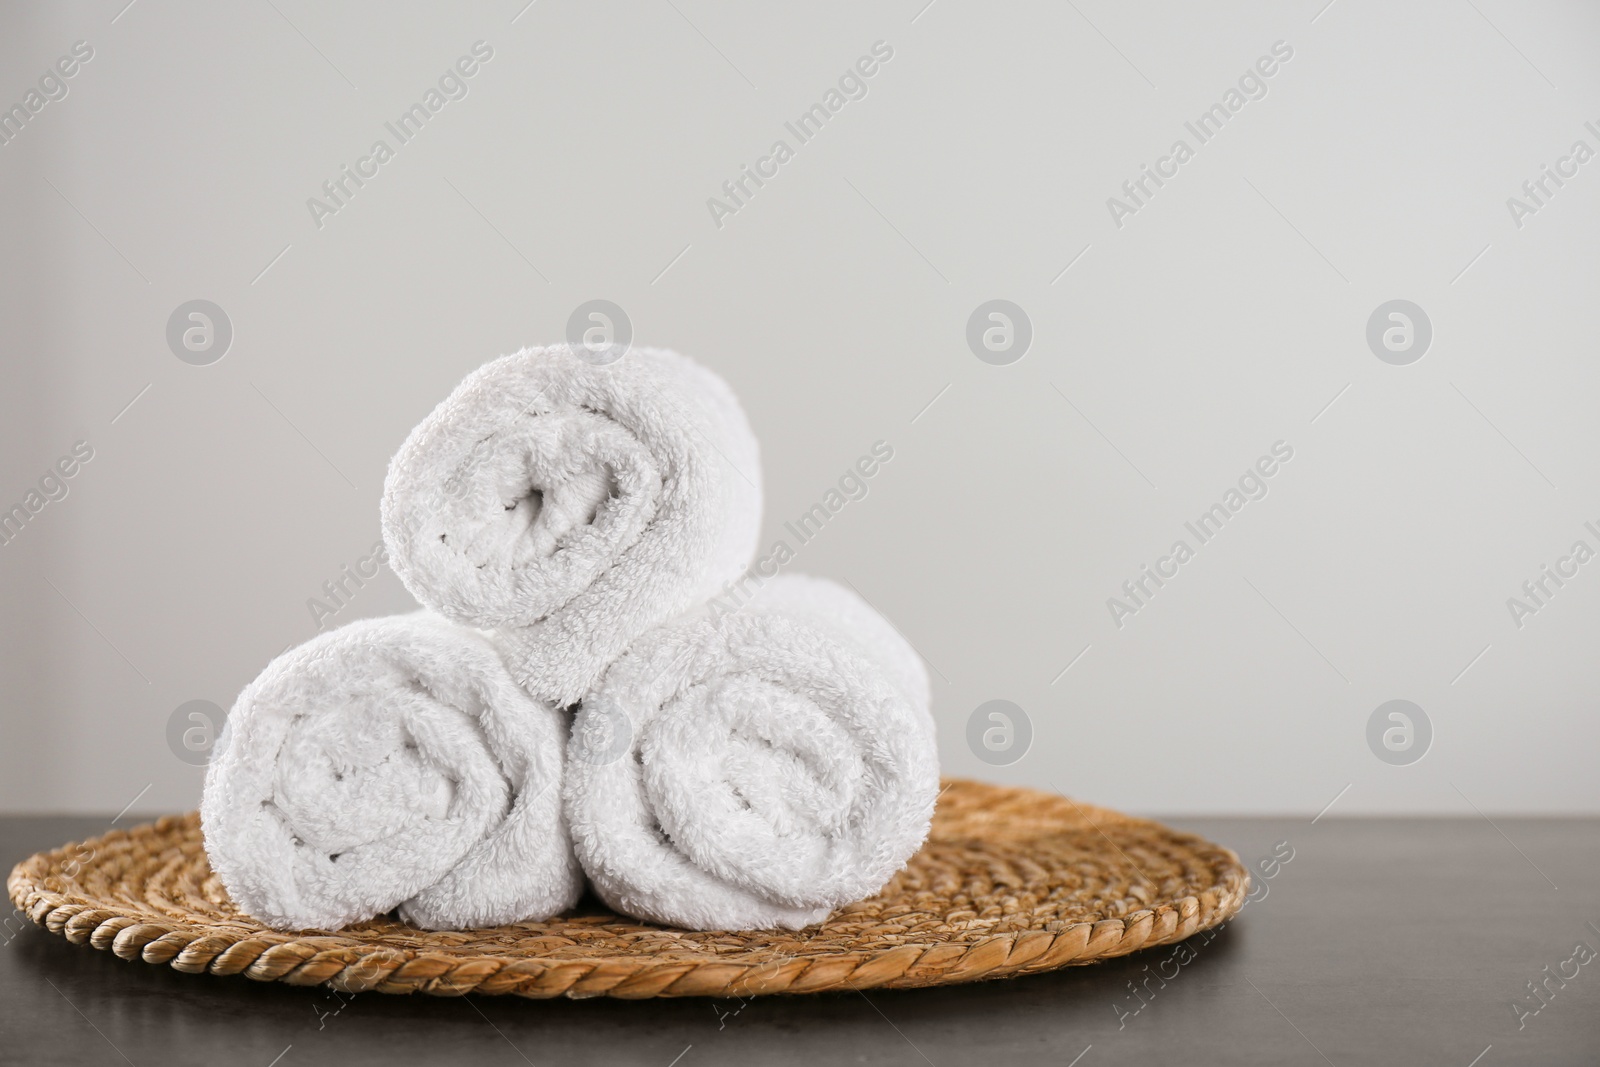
left=8, top=779, right=1248, bottom=999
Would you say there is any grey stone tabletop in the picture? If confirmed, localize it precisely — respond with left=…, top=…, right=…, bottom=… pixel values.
left=3, top=815, right=1596, bottom=1066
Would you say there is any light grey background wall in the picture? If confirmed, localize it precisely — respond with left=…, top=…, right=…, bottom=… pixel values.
left=3, top=0, right=1598, bottom=816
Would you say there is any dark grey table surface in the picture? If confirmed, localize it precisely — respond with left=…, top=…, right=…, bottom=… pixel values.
left=3, top=815, right=1597, bottom=1066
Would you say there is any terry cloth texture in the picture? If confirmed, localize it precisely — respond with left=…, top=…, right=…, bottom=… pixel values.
left=564, top=574, right=939, bottom=931
left=380, top=345, right=762, bottom=707
left=200, top=612, right=581, bottom=932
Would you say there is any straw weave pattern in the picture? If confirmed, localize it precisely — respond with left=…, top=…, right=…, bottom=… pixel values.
left=8, top=780, right=1248, bottom=998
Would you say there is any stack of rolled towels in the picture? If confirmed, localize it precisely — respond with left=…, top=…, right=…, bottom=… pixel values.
left=200, top=345, right=939, bottom=933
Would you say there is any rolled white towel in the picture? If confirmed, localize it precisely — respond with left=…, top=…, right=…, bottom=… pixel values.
left=380, top=345, right=762, bottom=707
left=200, top=613, right=582, bottom=932
left=565, top=574, right=939, bottom=931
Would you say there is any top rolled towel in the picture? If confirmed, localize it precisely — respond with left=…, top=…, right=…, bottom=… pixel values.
left=565, top=574, right=939, bottom=931
left=381, top=345, right=762, bottom=707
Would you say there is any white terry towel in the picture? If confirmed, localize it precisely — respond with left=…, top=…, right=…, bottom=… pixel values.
left=380, top=345, right=762, bottom=707
left=200, top=613, right=582, bottom=932
left=564, top=574, right=939, bottom=931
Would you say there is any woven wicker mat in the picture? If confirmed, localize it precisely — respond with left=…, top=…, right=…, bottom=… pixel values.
left=7, top=779, right=1248, bottom=999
